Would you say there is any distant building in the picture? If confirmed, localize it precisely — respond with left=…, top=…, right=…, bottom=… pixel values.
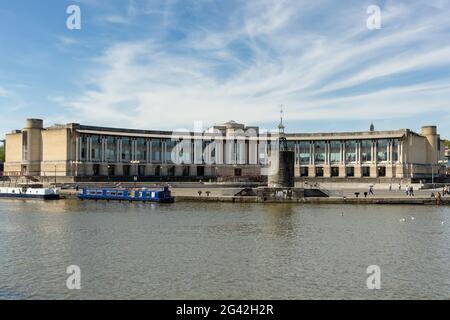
left=3, top=118, right=446, bottom=182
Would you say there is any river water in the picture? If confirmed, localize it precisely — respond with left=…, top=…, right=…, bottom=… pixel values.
left=0, top=199, right=449, bottom=299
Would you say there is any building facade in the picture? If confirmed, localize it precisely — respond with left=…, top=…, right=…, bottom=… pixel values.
left=3, top=119, right=446, bottom=181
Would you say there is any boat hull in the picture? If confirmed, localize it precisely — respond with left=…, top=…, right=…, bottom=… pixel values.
left=77, top=194, right=174, bottom=203
left=77, top=187, right=175, bottom=203
left=0, top=194, right=60, bottom=200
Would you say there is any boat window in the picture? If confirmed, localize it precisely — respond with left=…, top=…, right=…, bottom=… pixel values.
left=117, top=192, right=123, bottom=196
left=151, top=192, right=155, bottom=198
left=109, top=192, right=116, bottom=196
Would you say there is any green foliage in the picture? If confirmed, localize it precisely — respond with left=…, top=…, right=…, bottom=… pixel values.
left=445, top=140, right=450, bottom=149
left=0, top=145, right=4, bottom=162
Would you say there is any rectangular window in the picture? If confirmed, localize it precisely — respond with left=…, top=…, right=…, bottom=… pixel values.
left=136, top=138, right=147, bottom=161
left=362, top=166, right=370, bottom=177
left=300, top=167, right=309, bottom=177
left=298, top=141, right=310, bottom=164
left=122, top=138, right=132, bottom=161
left=91, top=136, right=102, bottom=162
left=80, top=135, right=88, bottom=160
left=345, top=140, right=356, bottom=163
left=346, top=167, right=355, bottom=177
left=331, top=167, right=339, bottom=177
left=377, top=139, right=388, bottom=162
left=22, top=131, right=28, bottom=160
left=361, top=140, right=372, bottom=162
left=151, top=139, right=162, bottom=162
left=165, top=140, right=177, bottom=164
left=314, top=141, right=326, bottom=163
left=392, top=139, right=399, bottom=162
left=106, top=136, right=117, bottom=162
left=315, top=167, right=324, bottom=177
left=330, top=141, right=340, bottom=163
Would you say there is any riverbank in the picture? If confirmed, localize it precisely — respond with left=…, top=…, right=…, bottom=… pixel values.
left=169, top=195, right=450, bottom=205
left=58, top=189, right=450, bottom=205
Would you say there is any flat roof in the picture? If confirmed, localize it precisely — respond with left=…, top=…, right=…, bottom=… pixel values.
left=76, top=124, right=409, bottom=140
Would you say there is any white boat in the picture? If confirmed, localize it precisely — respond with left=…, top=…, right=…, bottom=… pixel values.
left=0, top=186, right=60, bottom=200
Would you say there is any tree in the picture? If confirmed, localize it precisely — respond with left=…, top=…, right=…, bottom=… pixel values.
left=445, top=140, right=450, bottom=149
left=0, top=145, right=4, bottom=162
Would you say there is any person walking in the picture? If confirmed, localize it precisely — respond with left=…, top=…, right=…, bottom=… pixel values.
left=409, top=185, right=414, bottom=197
left=398, top=183, right=402, bottom=190
left=389, top=183, right=392, bottom=191
left=369, top=185, right=374, bottom=196
left=405, top=185, right=409, bottom=196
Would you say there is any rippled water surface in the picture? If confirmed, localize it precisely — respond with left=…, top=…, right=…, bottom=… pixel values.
left=0, top=199, right=449, bottom=299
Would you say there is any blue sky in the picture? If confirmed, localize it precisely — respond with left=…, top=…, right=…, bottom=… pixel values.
left=1, top=0, right=450, bottom=138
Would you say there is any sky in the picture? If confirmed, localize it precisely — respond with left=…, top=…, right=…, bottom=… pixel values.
left=1, top=0, right=450, bottom=138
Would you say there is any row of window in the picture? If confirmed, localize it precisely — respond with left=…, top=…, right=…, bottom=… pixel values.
left=300, top=166, right=388, bottom=177
left=78, top=136, right=401, bottom=164
left=295, top=139, right=399, bottom=164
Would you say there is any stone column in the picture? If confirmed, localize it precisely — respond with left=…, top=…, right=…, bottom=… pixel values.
left=339, top=142, right=346, bottom=178
left=102, top=138, right=107, bottom=162
left=189, top=165, right=197, bottom=177
left=248, top=139, right=258, bottom=165
left=216, top=139, right=224, bottom=165
left=354, top=141, right=362, bottom=178
left=194, top=139, right=203, bottom=165
left=99, top=164, right=108, bottom=176
left=87, top=137, right=92, bottom=161
left=117, top=139, right=122, bottom=163
left=308, top=142, right=315, bottom=177
left=175, top=165, right=183, bottom=177
left=146, top=140, right=150, bottom=163
left=75, top=136, right=80, bottom=162
left=114, top=163, right=123, bottom=176
left=84, top=163, right=94, bottom=176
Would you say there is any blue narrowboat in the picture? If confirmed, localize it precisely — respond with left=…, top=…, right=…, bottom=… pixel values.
left=77, top=186, right=174, bottom=203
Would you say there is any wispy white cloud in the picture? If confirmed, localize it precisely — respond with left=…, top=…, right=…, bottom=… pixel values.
left=0, top=86, right=9, bottom=97
left=60, top=0, right=450, bottom=134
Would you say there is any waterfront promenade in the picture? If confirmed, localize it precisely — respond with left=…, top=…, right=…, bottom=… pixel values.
left=53, top=183, right=450, bottom=205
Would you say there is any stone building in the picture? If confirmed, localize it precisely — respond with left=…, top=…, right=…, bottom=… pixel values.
left=3, top=118, right=446, bottom=182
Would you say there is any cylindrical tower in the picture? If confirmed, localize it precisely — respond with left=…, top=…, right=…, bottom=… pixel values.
left=421, top=125, right=438, bottom=164
left=21, top=119, right=43, bottom=176
left=268, top=150, right=295, bottom=188
left=268, top=105, right=295, bottom=188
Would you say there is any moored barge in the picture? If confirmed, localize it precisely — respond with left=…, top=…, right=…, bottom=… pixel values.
left=0, top=186, right=60, bottom=200
left=77, top=186, right=175, bottom=203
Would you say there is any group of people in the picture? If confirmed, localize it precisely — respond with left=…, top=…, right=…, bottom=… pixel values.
left=404, top=185, right=415, bottom=196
